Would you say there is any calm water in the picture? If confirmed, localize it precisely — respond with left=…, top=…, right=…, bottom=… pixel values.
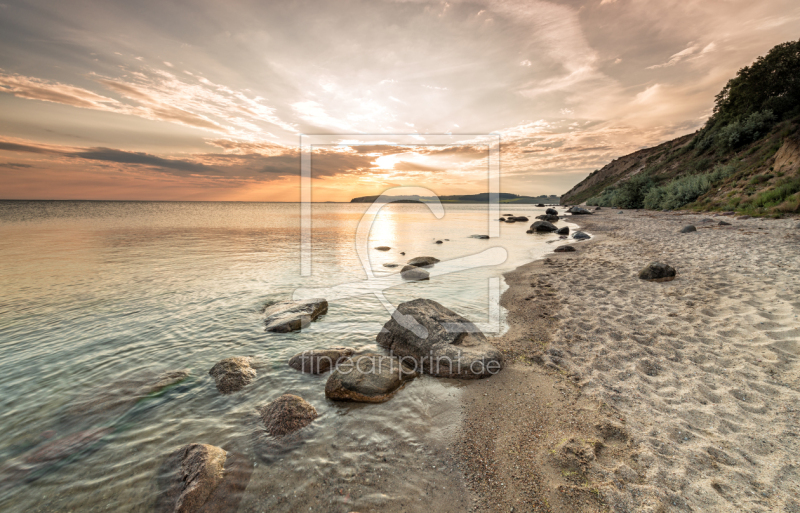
left=0, top=200, right=574, bottom=512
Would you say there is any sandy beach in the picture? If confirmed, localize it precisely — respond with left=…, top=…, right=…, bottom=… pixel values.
left=460, top=210, right=800, bottom=512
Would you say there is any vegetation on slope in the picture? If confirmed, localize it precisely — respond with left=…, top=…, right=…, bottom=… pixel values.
left=567, top=39, right=800, bottom=216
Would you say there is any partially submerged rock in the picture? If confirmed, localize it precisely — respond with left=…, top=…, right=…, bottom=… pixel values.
left=469, top=234, right=490, bottom=239
left=406, top=256, right=440, bottom=267
left=680, top=225, right=697, bottom=233
left=288, top=347, right=355, bottom=374
left=572, top=231, right=590, bottom=240
left=375, top=246, right=391, bottom=251
left=325, top=354, right=418, bottom=403
left=264, top=299, right=328, bottom=333
left=638, top=262, right=677, bottom=281
left=61, top=369, right=190, bottom=428
left=258, top=394, right=318, bottom=436
left=530, top=221, right=558, bottom=232
left=400, top=265, right=430, bottom=281
left=545, top=207, right=558, bottom=215
left=567, top=206, right=592, bottom=215
left=554, top=245, right=576, bottom=253
left=376, top=299, right=503, bottom=379
left=155, top=443, right=253, bottom=513
left=208, top=357, right=256, bottom=394
left=535, top=214, right=560, bottom=222
left=383, top=263, right=399, bottom=268
left=508, top=216, right=529, bottom=221
left=556, top=226, right=569, bottom=235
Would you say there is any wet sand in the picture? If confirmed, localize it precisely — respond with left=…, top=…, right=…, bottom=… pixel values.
left=460, top=210, right=800, bottom=512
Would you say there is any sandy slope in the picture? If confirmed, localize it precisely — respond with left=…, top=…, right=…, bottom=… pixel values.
left=460, top=210, right=800, bottom=512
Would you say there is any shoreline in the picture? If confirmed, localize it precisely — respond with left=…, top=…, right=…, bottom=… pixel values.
left=458, top=209, right=800, bottom=512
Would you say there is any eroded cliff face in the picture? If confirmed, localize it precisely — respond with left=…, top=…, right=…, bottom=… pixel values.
left=773, top=134, right=800, bottom=175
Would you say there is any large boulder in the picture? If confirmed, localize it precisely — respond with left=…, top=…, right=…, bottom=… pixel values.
left=545, top=208, right=558, bottom=215
left=258, top=394, right=318, bottom=436
left=406, top=256, right=440, bottom=267
left=572, top=231, right=590, bottom=240
left=638, top=262, right=677, bottom=281
left=155, top=443, right=253, bottom=513
left=264, top=299, right=328, bottom=333
left=325, top=354, right=418, bottom=403
left=208, top=357, right=257, bottom=394
left=680, top=225, right=697, bottom=233
left=535, top=214, right=560, bottom=222
left=530, top=221, right=558, bottom=232
left=288, top=347, right=355, bottom=374
left=400, top=265, right=430, bottom=281
left=554, top=245, right=575, bottom=253
left=567, top=206, right=592, bottom=215
left=376, top=299, right=503, bottom=379
left=556, top=226, right=569, bottom=235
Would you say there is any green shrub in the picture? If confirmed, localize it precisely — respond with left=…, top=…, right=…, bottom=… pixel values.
left=717, top=110, right=777, bottom=149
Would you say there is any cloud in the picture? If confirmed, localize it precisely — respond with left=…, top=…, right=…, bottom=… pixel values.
left=0, top=162, right=33, bottom=169
left=74, top=148, right=214, bottom=173
left=292, top=100, right=353, bottom=131
left=0, top=72, right=121, bottom=110
left=646, top=42, right=715, bottom=69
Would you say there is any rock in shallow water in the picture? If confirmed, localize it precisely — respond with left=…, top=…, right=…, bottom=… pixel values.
left=406, top=256, right=440, bottom=267
left=325, top=354, right=418, bottom=402
left=530, top=221, right=557, bottom=232
left=375, top=299, right=503, bottom=379
left=264, top=299, right=328, bottom=333
left=288, top=347, right=355, bottom=374
left=375, top=246, right=391, bottom=251
left=556, top=226, right=569, bottom=235
left=400, top=265, right=430, bottom=281
left=208, top=357, right=256, bottom=394
left=638, top=262, right=677, bottom=281
left=572, top=231, right=590, bottom=240
left=258, top=394, right=318, bottom=436
left=546, top=207, right=558, bottom=215
left=155, top=443, right=253, bottom=513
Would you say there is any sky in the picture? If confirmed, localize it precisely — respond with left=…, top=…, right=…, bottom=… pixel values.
left=0, top=0, right=799, bottom=202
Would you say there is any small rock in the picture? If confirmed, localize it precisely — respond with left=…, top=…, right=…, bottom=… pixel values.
left=470, top=234, right=490, bottom=239
left=535, top=214, right=560, bottom=222
left=400, top=252, right=405, bottom=255
left=375, top=246, right=391, bottom=251
left=638, top=262, right=677, bottom=281
left=502, top=213, right=514, bottom=216
left=718, top=221, right=731, bottom=226
left=325, top=354, right=418, bottom=403
left=257, top=394, right=318, bottom=436
left=383, top=263, right=399, bottom=268
left=567, top=206, right=592, bottom=215
left=401, top=265, right=430, bottom=281
left=618, top=211, right=624, bottom=214
left=680, top=225, right=697, bottom=233
left=698, top=218, right=714, bottom=224
left=554, top=245, right=575, bottom=253
left=208, top=357, right=257, bottom=394
left=505, top=219, right=516, bottom=223
left=737, top=215, right=751, bottom=220
left=264, top=299, right=328, bottom=333
left=556, top=226, right=569, bottom=235
left=288, top=347, right=355, bottom=374
left=572, top=231, right=590, bottom=240
left=525, top=229, right=533, bottom=234
left=435, top=240, right=443, bottom=244
left=530, top=221, right=557, bottom=232
left=406, top=256, right=440, bottom=267
left=545, top=208, right=558, bottom=215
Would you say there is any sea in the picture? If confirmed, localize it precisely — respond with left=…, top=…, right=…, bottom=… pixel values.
left=0, top=200, right=575, bottom=512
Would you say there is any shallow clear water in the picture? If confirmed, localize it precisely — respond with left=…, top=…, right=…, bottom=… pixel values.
left=0, top=200, right=574, bottom=512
